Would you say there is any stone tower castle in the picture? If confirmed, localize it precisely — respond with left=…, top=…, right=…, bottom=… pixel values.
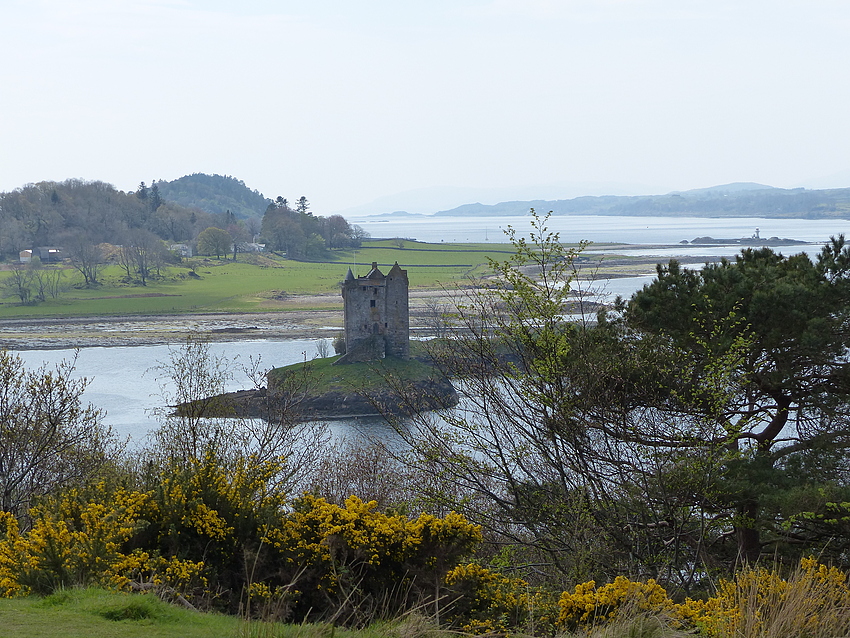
left=336, top=261, right=409, bottom=363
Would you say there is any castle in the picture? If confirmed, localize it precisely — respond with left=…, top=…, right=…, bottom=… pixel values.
left=336, top=261, right=409, bottom=364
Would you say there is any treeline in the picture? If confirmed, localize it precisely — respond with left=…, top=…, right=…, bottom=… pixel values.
left=0, top=175, right=367, bottom=270
left=0, top=178, right=246, bottom=260
left=261, top=197, right=367, bottom=259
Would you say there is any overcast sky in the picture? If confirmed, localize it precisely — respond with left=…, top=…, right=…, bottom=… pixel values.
left=2, top=0, right=849, bottom=213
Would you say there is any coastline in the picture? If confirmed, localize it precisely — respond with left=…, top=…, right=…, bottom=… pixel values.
left=0, top=310, right=343, bottom=351
left=0, top=252, right=733, bottom=351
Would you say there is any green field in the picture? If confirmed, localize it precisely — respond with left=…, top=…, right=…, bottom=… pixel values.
left=0, top=587, right=407, bottom=638
left=0, top=240, right=525, bottom=318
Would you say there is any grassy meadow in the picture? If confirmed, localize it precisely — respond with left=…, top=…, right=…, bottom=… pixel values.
left=0, top=587, right=407, bottom=638
left=0, top=239, right=525, bottom=318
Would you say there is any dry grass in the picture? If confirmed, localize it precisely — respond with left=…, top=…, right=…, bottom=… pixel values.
left=721, top=564, right=850, bottom=638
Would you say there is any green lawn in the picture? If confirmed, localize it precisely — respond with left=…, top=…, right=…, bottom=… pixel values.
left=0, top=241, right=525, bottom=318
left=0, top=588, right=239, bottom=638
left=0, top=587, right=428, bottom=638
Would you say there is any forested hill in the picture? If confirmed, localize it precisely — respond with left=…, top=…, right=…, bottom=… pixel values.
left=0, top=179, right=234, bottom=259
left=435, top=183, right=850, bottom=218
left=0, top=177, right=364, bottom=262
left=155, top=173, right=271, bottom=219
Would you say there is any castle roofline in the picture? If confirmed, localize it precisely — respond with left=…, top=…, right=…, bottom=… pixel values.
left=366, top=261, right=384, bottom=279
left=387, top=261, right=409, bottom=283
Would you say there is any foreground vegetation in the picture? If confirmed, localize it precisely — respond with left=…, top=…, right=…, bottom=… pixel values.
left=0, top=587, right=443, bottom=638
left=0, top=587, right=242, bottom=638
left=2, top=460, right=849, bottom=637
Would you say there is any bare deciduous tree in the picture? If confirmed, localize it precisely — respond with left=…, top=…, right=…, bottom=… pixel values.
left=146, top=336, right=329, bottom=491
left=0, top=350, right=122, bottom=519
left=1, top=265, right=34, bottom=304
left=66, top=234, right=104, bottom=286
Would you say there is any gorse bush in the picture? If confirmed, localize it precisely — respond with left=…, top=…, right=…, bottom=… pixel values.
left=0, top=486, right=205, bottom=600
left=438, top=559, right=850, bottom=636
left=558, top=576, right=674, bottom=631
left=678, top=557, right=850, bottom=637
left=262, top=494, right=481, bottom=624
left=0, top=452, right=482, bottom=625
left=443, top=562, right=559, bottom=635
left=3, top=457, right=850, bottom=637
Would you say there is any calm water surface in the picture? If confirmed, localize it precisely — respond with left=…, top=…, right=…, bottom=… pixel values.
left=349, top=214, right=850, bottom=247
left=13, top=339, right=396, bottom=446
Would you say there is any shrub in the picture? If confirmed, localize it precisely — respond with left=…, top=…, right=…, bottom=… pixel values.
left=676, top=557, right=850, bottom=637
left=0, top=455, right=481, bottom=625
left=558, top=576, right=675, bottom=631
left=443, top=563, right=558, bottom=635
left=262, top=494, right=481, bottom=624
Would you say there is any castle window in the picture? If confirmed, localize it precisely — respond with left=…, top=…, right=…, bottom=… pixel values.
left=370, top=300, right=376, bottom=307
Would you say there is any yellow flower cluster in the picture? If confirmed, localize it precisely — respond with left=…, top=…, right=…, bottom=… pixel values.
left=0, top=511, right=24, bottom=597
left=0, top=484, right=211, bottom=599
left=676, top=557, right=850, bottom=637
left=0, top=456, right=482, bottom=622
left=557, top=575, right=673, bottom=629
left=264, top=494, right=482, bottom=599
left=443, top=563, right=558, bottom=634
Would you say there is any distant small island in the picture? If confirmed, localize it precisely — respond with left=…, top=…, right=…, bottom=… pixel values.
left=685, top=235, right=806, bottom=246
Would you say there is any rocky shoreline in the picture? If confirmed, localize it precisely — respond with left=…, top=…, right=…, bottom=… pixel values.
left=196, top=375, right=459, bottom=421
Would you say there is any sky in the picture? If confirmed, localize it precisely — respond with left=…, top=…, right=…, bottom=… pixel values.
left=2, top=0, right=850, bottom=214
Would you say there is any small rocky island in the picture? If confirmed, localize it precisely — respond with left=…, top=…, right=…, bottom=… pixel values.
left=182, top=262, right=458, bottom=422
left=685, top=228, right=807, bottom=246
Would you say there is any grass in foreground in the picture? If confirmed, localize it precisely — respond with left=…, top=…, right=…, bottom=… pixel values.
left=0, top=587, right=449, bottom=638
left=0, top=587, right=238, bottom=638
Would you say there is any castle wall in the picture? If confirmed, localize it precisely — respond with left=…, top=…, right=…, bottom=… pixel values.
left=338, top=262, right=409, bottom=363
left=384, top=264, right=409, bottom=358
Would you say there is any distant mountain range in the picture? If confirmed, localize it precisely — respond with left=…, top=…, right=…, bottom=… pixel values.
left=333, top=180, right=664, bottom=217
left=429, top=183, right=850, bottom=219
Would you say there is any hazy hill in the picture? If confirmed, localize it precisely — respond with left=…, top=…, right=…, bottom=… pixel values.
left=434, top=184, right=850, bottom=219
left=333, top=181, right=662, bottom=216
left=156, top=173, right=271, bottom=219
